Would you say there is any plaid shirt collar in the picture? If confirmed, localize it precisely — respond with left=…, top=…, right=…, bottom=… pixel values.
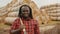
left=21, top=17, right=31, bottom=21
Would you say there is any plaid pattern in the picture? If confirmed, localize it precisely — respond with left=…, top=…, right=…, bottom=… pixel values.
left=10, top=18, right=40, bottom=34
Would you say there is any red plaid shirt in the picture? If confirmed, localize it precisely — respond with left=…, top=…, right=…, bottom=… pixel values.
left=10, top=18, right=40, bottom=34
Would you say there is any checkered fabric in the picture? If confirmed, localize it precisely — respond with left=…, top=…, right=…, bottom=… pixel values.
left=10, top=18, right=40, bottom=34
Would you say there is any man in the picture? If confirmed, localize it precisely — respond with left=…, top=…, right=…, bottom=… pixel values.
left=10, top=5, right=40, bottom=34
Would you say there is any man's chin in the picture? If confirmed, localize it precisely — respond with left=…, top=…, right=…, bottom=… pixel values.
left=23, top=16, right=28, bottom=18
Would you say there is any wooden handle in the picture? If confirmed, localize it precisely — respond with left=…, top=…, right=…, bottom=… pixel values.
left=20, top=18, right=25, bottom=31
left=20, top=18, right=23, bottom=25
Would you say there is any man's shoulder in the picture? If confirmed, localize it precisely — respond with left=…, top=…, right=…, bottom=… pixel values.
left=14, top=17, right=20, bottom=22
left=31, top=19, right=38, bottom=24
left=31, top=19, right=37, bottom=21
left=15, top=17, right=20, bottom=20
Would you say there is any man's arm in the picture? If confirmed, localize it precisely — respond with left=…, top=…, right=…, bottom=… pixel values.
left=10, top=18, right=20, bottom=34
left=10, top=18, right=25, bottom=34
left=10, top=28, right=20, bottom=33
left=10, top=25, right=25, bottom=33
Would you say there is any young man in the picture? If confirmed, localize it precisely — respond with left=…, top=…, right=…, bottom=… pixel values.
left=10, top=5, right=40, bottom=34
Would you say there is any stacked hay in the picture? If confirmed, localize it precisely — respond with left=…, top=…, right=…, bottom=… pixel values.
left=29, top=1, right=42, bottom=25
left=0, top=0, right=42, bottom=26
left=0, top=0, right=22, bottom=24
left=40, top=5, right=51, bottom=24
left=4, top=10, right=19, bottom=25
left=40, top=4, right=60, bottom=21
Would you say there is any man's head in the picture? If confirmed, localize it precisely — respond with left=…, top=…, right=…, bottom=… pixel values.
left=18, top=5, right=33, bottom=19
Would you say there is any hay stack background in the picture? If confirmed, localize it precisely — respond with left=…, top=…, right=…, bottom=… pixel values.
left=0, top=0, right=43, bottom=26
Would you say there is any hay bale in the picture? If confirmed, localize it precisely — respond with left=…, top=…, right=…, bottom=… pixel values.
left=0, top=17, right=3, bottom=23
left=8, top=12, right=18, bottom=17
left=57, top=17, right=60, bottom=20
left=51, top=17, right=57, bottom=20
left=4, top=17, right=18, bottom=24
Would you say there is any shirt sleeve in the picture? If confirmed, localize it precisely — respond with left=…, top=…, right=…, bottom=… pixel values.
left=34, top=20, right=40, bottom=34
left=10, top=18, right=20, bottom=34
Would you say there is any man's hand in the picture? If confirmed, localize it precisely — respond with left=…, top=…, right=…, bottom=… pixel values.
left=19, top=25, right=25, bottom=30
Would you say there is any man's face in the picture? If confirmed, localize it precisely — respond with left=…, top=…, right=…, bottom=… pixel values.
left=21, top=6, right=30, bottom=18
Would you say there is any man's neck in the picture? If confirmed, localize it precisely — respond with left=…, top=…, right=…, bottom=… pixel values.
left=22, top=17, right=31, bottom=21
